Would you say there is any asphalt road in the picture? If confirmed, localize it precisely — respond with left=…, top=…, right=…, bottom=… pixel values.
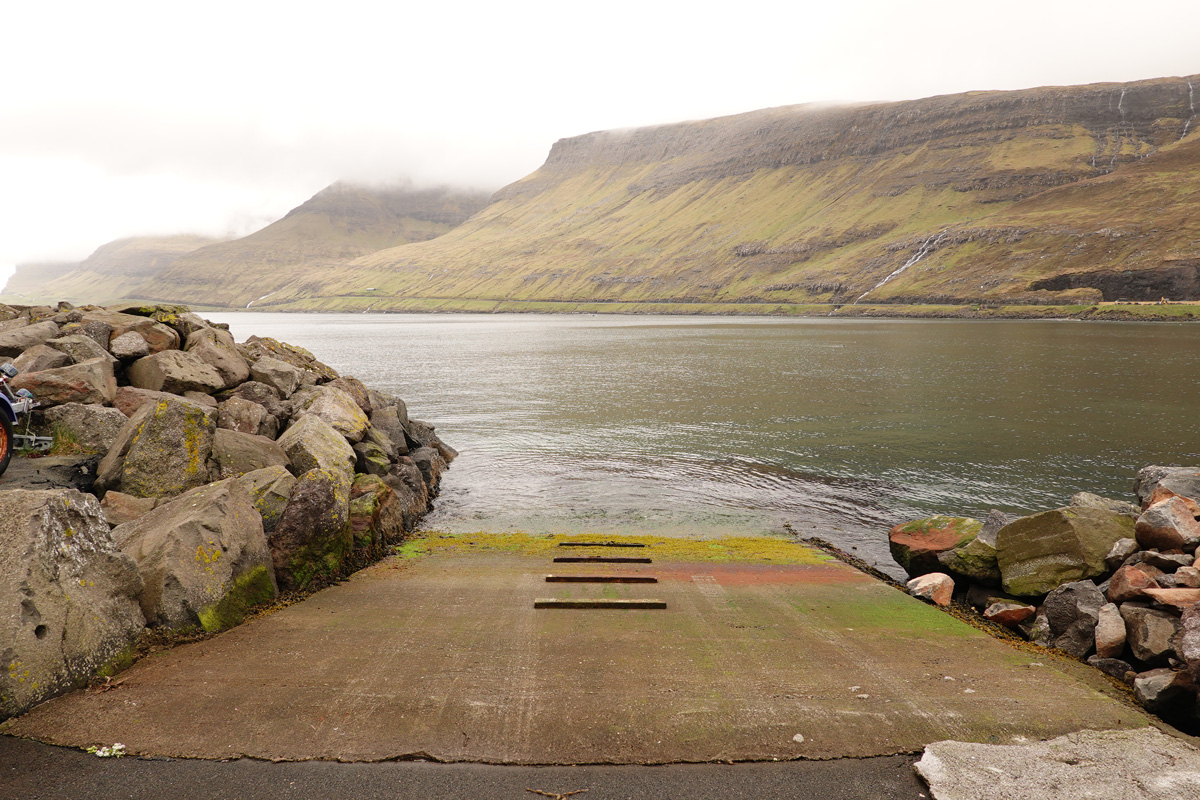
left=0, top=735, right=928, bottom=800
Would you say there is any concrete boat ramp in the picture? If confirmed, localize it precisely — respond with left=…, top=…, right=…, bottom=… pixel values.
left=1, top=534, right=1190, bottom=795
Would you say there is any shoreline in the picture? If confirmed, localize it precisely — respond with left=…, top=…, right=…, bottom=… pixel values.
left=52, top=297, right=1200, bottom=321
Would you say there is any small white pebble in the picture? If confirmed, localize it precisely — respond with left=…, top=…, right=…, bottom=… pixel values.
left=849, top=686, right=861, bottom=692
left=943, top=676, right=956, bottom=681
left=856, top=694, right=870, bottom=699
left=964, top=688, right=976, bottom=694
left=792, top=733, right=805, bottom=743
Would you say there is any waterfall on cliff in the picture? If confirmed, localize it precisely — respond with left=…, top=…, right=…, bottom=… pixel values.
left=853, top=232, right=947, bottom=304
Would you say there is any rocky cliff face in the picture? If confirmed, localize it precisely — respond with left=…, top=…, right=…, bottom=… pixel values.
left=291, top=73, right=1198, bottom=312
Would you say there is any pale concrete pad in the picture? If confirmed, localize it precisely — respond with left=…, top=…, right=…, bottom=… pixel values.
left=2, top=545, right=1154, bottom=764
left=916, top=727, right=1200, bottom=800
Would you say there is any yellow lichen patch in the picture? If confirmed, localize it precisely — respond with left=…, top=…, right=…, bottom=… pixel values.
left=397, top=531, right=833, bottom=566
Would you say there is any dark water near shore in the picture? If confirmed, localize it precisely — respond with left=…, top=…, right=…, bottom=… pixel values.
left=210, top=314, right=1200, bottom=577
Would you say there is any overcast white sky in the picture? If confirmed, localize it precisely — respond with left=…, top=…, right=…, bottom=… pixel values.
left=2, top=0, right=1198, bottom=280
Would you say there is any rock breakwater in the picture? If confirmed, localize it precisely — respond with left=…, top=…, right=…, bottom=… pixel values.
left=890, top=466, right=1200, bottom=732
left=0, top=301, right=453, bottom=720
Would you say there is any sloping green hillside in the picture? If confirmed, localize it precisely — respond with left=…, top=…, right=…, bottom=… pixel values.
left=242, top=74, right=1200, bottom=312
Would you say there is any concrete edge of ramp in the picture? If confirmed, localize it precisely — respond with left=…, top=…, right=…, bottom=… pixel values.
left=915, top=726, right=1200, bottom=800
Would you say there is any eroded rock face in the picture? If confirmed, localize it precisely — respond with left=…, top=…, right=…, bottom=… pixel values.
left=127, top=350, right=224, bottom=395
left=1094, top=602, right=1127, bottom=659
left=996, top=507, right=1135, bottom=597
left=0, top=489, right=144, bottom=720
left=12, top=344, right=69, bottom=373
left=889, top=516, right=982, bottom=578
left=47, top=334, right=115, bottom=365
left=111, top=479, right=275, bottom=632
left=97, top=397, right=217, bottom=498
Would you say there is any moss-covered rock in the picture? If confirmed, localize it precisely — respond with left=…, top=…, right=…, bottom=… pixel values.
left=96, top=397, right=217, bottom=498
left=269, top=467, right=352, bottom=590
left=235, top=466, right=296, bottom=533
left=996, top=507, right=1136, bottom=597
left=889, top=516, right=982, bottom=578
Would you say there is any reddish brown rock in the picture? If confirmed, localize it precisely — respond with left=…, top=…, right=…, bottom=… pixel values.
left=906, top=573, right=954, bottom=607
left=1094, top=602, right=1127, bottom=659
left=1136, top=497, right=1200, bottom=551
left=1176, top=566, right=1200, bottom=588
left=1140, top=587, right=1200, bottom=611
left=1106, top=564, right=1158, bottom=603
left=10, top=357, right=117, bottom=406
left=1144, top=485, right=1200, bottom=517
left=113, top=386, right=177, bottom=417
left=983, top=600, right=1036, bottom=627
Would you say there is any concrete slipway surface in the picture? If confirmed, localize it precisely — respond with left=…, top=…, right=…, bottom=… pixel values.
left=0, top=534, right=1175, bottom=797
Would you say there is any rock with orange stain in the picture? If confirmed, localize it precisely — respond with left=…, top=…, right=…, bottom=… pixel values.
left=906, top=572, right=955, bottom=607
left=889, top=516, right=981, bottom=578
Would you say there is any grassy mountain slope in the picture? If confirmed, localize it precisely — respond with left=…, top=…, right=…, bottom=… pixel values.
left=12, top=183, right=492, bottom=307
left=240, top=74, right=1200, bottom=312
left=4, top=235, right=223, bottom=305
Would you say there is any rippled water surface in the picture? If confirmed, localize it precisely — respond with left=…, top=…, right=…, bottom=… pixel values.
left=210, top=314, right=1200, bottom=577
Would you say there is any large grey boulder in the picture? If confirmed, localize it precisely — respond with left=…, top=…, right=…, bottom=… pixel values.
left=9, top=357, right=117, bottom=406
left=369, top=405, right=410, bottom=456
left=1134, top=465, right=1200, bottom=508
left=234, top=465, right=296, bottom=533
left=12, top=344, right=69, bottom=373
left=217, top=380, right=287, bottom=419
left=249, top=356, right=303, bottom=398
left=996, top=507, right=1135, bottom=597
left=1043, top=580, right=1104, bottom=659
left=109, top=331, right=150, bottom=360
left=888, top=516, right=982, bottom=578
left=288, top=386, right=370, bottom=443
left=328, top=376, right=372, bottom=414
left=127, top=350, right=224, bottom=395
left=277, top=414, right=356, bottom=477
left=185, top=327, right=250, bottom=390
left=46, top=334, right=115, bottom=365
left=269, top=467, right=352, bottom=590
left=97, top=397, right=217, bottom=498
left=410, top=446, right=448, bottom=489
left=1133, top=668, right=1196, bottom=715
left=1120, top=604, right=1182, bottom=665
left=1070, top=491, right=1140, bottom=519
left=0, top=489, right=145, bottom=720
left=0, top=321, right=62, bottom=358
left=239, top=335, right=338, bottom=383
left=111, top=479, right=276, bottom=632
left=210, top=428, right=289, bottom=480
left=79, top=310, right=179, bottom=354
left=39, top=403, right=128, bottom=454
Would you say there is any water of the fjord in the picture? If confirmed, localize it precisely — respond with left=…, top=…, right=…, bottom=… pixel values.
left=210, top=314, right=1200, bottom=578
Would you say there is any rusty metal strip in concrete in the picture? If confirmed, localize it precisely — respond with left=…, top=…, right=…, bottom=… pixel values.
left=545, top=575, right=659, bottom=583
left=533, top=598, right=667, bottom=609
left=552, top=556, right=653, bottom=563
left=557, top=542, right=648, bottom=548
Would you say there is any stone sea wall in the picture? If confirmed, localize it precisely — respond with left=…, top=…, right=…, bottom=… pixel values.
left=0, top=301, right=453, bottom=720
left=891, top=467, right=1200, bottom=731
